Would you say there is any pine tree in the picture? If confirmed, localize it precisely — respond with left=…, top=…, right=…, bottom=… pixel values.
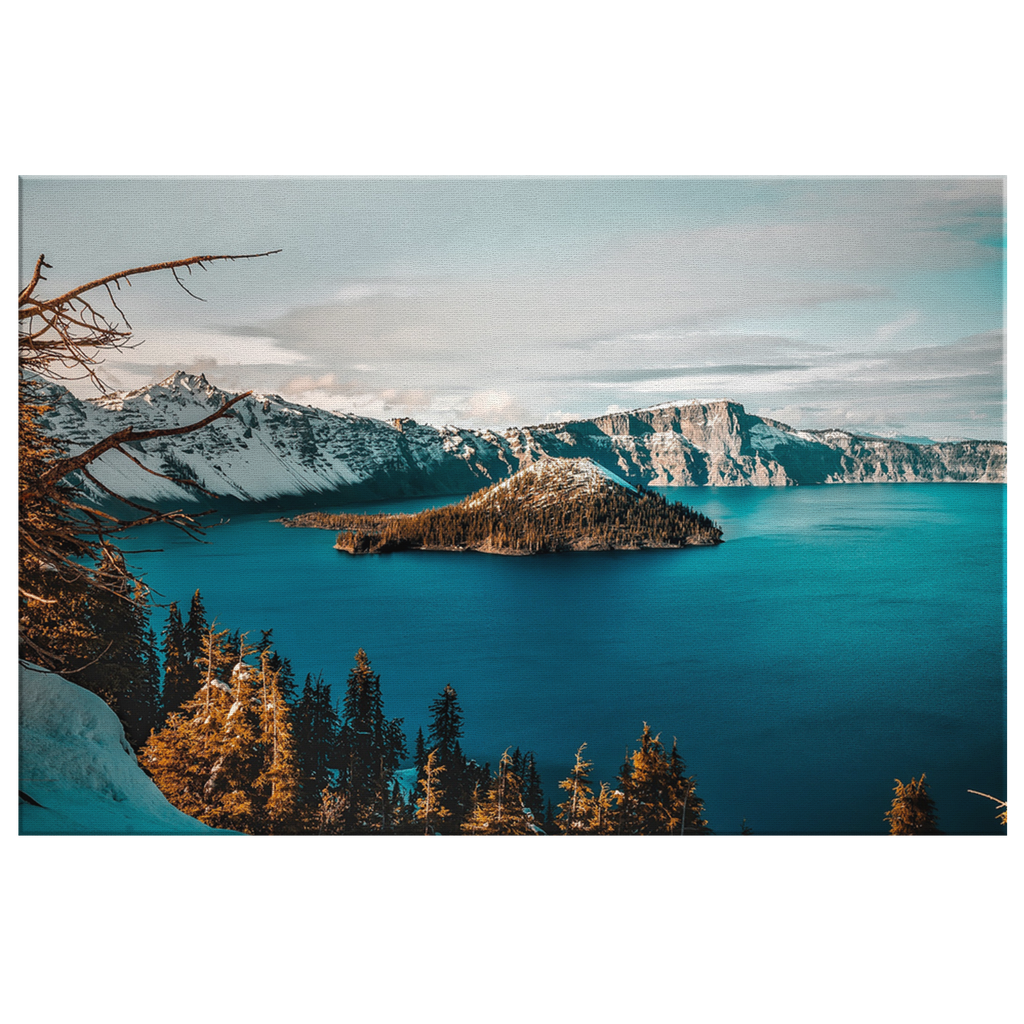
left=556, top=744, right=598, bottom=834
left=142, top=637, right=307, bottom=833
left=123, top=656, right=162, bottom=747
left=119, top=583, right=164, bottom=745
left=254, top=650, right=301, bottom=832
left=414, top=728, right=428, bottom=784
left=333, top=649, right=407, bottom=833
left=592, top=782, right=616, bottom=835
left=425, top=684, right=472, bottom=830
left=195, top=621, right=233, bottom=689
left=886, top=775, right=942, bottom=835
left=427, top=684, right=464, bottom=764
left=615, top=725, right=711, bottom=835
left=141, top=626, right=163, bottom=733
left=160, top=602, right=192, bottom=713
left=140, top=675, right=235, bottom=825
left=183, top=589, right=209, bottom=693
left=205, top=654, right=263, bottom=830
left=628, top=725, right=676, bottom=834
left=461, top=749, right=536, bottom=835
left=669, top=737, right=711, bottom=835
left=73, top=554, right=162, bottom=748
left=522, top=751, right=544, bottom=822
left=415, top=749, right=451, bottom=835
left=293, top=672, right=340, bottom=801
left=256, top=629, right=297, bottom=704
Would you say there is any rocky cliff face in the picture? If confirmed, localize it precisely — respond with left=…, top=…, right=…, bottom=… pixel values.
left=37, top=372, right=1006, bottom=506
left=503, top=401, right=1004, bottom=487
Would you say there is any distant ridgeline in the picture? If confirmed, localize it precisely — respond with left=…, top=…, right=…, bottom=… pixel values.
left=279, top=458, right=723, bottom=555
left=39, top=372, right=1005, bottom=512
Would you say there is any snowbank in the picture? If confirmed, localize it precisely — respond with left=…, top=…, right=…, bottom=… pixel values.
left=19, top=664, right=237, bottom=835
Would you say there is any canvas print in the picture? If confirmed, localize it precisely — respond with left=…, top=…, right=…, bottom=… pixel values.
left=18, top=177, right=1006, bottom=835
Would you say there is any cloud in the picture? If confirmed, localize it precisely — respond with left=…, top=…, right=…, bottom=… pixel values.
left=111, top=328, right=307, bottom=369
left=581, top=363, right=814, bottom=384
left=875, top=311, right=920, bottom=343
left=228, top=215, right=907, bottom=378
left=460, top=390, right=529, bottom=427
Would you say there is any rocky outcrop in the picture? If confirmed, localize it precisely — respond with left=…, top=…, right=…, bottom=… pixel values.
left=37, top=372, right=1006, bottom=508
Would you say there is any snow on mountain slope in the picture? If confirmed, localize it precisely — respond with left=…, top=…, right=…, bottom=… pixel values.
left=39, top=371, right=516, bottom=505
left=19, top=664, right=236, bottom=835
left=466, top=456, right=638, bottom=510
left=36, top=371, right=1006, bottom=506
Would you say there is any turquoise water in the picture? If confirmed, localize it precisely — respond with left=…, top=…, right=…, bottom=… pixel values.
left=127, top=484, right=1006, bottom=835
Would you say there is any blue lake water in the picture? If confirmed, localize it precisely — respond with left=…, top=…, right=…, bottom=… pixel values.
left=127, top=484, right=1006, bottom=835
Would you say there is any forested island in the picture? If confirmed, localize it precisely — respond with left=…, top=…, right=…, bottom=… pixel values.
left=277, top=457, right=724, bottom=555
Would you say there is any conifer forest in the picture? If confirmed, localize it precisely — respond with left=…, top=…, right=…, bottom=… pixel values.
left=95, top=584, right=718, bottom=835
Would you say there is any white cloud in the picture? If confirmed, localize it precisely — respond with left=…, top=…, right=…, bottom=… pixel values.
left=118, top=328, right=307, bottom=368
left=875, top=311, right=920, bottom=343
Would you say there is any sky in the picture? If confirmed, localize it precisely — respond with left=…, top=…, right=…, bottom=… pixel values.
left=20, top=176, right=1005, bottom=440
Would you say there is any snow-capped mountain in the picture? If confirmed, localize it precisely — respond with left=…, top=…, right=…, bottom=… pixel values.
left=37, top=371, right=1006, bottom=507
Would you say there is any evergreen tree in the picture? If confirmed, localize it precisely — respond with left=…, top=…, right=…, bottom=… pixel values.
left=669, top=737, right=711, bottom=835
left=556, top=744, right=598, bottom=834
left=461, top=749, right=536, bottom=835
left=206, top=655, right=262, bottom=830
left=140, top=675, right=235, bottom=825
left=592, top=782, right=616, bottom=835
left=522, top=751, right=544, bottom=822
left=414, top=728, right=428, bottom=783
left=333, top=649, right=407, bottom=833
left=73, top=554, right=162, bottom=748
left=256, top=629, right=297, bottom=704
left=615, top=725, right=711, bottom=835
left=142, top=626, right=163, bottom=730
left=120, top=583, right=164, bottom=745
left=195, top=619, right=238, bottom=692
left=254, top=650, right=302, bottom=832
left=425, top=684, right=473, bottom=830
left=183, top=589, right=209, bottom=692
left=142, top=640, right=306, bottom=834
left=427, top=684, right=464, bottom=764
left=886, top=775, right=942, bottom=835
left=160, top=602, right=193, bottom=714
left=415, top=749, right=451, bottom=835
left=557, top=745, right=610, bottom=839
left=293, top=672, right=340, bottom=801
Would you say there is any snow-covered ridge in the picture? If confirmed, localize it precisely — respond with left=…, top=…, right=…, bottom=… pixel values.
left=464, top=457, right=638, bottom=511
left=36, top=371, right=1006, bottom=504
left=484, top=456, right=637, bottom=495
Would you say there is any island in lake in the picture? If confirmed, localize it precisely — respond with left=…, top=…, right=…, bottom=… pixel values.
left=277, top=457, right=723, bottom=555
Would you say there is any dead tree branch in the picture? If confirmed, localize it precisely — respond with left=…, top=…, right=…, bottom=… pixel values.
left=40, top=389, right=251, bottom=486
left=19, top=249, right=280, bottom=667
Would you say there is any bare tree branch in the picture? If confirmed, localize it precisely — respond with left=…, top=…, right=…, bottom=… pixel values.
left=19, top=254, right=51, bottom=304
left=40, top=390, right=251, bottom=485
left=19, top=249, right=279, bottom=670
left=19, top=250, right=281, bottom=318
